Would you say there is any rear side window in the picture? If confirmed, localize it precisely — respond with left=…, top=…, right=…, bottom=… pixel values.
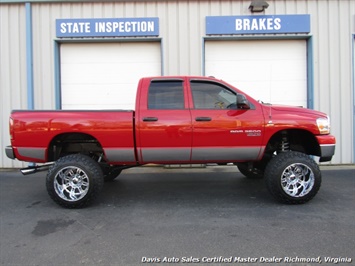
left=148, top=80, right=185, bottom=109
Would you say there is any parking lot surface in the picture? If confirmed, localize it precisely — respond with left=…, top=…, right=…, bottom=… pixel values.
left=0, top=165, right=354, bottom=266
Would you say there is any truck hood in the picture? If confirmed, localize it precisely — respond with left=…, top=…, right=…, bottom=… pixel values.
left=263, top=104, right=328, bottom=118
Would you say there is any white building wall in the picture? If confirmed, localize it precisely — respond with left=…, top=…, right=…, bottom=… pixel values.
left=0, top=4, right=27, bottom=168
left=0, top=0, right=354, bottom=166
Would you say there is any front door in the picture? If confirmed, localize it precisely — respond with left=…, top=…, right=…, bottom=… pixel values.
left=188, top=79, right=264, bottom=163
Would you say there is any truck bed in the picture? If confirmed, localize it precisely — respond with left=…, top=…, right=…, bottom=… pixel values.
left=9, top=110, right=136, bottom=164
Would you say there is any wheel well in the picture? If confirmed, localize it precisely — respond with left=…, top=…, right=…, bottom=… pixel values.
left=265, top=129, right=321, bottom=157
left=47, top=133, right=104, bottom=162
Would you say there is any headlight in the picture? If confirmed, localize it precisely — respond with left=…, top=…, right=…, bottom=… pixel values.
left=317, top=117, right=330, bottom=134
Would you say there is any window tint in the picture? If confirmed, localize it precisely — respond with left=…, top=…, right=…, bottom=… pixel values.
left=148, top=80, right=184, bottom=110
left=190, top=81, right=236, bottom=109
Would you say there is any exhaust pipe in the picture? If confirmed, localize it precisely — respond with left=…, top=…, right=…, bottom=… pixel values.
left=20, top=163, right=54, bottom=175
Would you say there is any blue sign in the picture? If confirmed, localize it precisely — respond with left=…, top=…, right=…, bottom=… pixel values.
left=56, top=17, right=159, bottom=37
left=206, top=15, right=310, bottom=35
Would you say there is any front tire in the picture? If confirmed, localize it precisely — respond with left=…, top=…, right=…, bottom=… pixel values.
left=264, top=151, right=321, bottom=204
left=46, top=154, right=104, bottom=208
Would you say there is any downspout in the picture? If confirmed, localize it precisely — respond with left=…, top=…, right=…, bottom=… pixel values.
left=25, top=3, right=35, bottom=167
left=25, top=2, right=34, bottom=110
left=307, top=36, right=314, bottom=109
left=352, top=35, right=355, bottom=163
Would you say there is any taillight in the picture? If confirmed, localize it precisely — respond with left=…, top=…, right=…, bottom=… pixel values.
left=9, top=117, right=14, bottom=140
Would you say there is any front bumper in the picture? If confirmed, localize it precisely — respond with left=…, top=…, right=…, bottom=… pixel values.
left=319, top=144, right=336, bottom=162
left=5, top=146, right=15, bottom=160
left=316, top=135, right=336, bottom=162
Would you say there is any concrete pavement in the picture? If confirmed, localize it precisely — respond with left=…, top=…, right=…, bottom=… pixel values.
left=0, top=165, right=354, bottom=265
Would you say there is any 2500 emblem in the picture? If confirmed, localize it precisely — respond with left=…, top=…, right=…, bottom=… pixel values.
left=230, top=129, right=261, bottom=136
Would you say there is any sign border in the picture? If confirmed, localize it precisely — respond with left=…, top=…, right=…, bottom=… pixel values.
left=206, top=15, right=310, bottom=35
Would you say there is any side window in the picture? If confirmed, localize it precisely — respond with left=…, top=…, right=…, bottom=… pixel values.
left=190, top=81, right=236, bottom=109
left=148, top=80, right=185, bottom=110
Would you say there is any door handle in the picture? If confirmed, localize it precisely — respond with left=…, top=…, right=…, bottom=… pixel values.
left=195, top=117, right=212, bottom=122
left=143, top=117, right=158, bottom=122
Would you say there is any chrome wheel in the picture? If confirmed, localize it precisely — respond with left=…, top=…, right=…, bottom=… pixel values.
left=264, top=151, right=321, bottom=204
left=280, top=163, right=314, bottom=197
left=54, top=166, right=90, bottom=202
left=47, top=154, right=104, bottom=208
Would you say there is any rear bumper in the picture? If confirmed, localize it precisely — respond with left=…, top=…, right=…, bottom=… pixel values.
left=5, top=146, right=15, bottom=160
left=316, top=135, right=336, bottom=162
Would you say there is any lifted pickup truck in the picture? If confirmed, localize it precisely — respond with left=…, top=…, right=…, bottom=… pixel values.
left=5, top=76, right=335, bottom=208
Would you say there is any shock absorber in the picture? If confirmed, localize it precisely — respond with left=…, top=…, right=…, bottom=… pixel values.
left=278, top=132, right=290, bottom=152
left=97, top=153, right=104, bottom=162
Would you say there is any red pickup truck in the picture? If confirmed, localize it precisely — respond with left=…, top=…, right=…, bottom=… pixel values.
left=5, top=76, right=335, bottom=208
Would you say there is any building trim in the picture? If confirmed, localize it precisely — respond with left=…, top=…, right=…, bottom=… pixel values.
left=54, top=41, right=61, bottom=109
left=307, top=36, right=314, bottom=109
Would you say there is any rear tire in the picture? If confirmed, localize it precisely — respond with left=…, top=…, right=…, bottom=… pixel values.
left=264, top=151, right=321, bottom=204
left=46, top=154, right=104, bottom=208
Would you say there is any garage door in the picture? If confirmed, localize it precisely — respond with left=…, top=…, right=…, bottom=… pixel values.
left=60, top=42, right=161, bottom=110
left=205, top=40, right=307, bottom=107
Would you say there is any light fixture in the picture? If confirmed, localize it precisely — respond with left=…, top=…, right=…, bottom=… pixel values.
left=249, top=0, right=269, bottom=13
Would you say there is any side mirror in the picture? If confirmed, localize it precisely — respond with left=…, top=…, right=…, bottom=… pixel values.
left=237, top=94, right=251, bottom=109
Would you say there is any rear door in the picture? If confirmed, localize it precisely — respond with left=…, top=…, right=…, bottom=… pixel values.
left=136, top=79, right=193, bottom=163
left=188, top=79, right=264, bottom=162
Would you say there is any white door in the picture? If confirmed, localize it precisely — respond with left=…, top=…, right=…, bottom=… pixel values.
left=60, top=42, right=161, bottom=110
left=205, top=40, right=307, bottom=107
